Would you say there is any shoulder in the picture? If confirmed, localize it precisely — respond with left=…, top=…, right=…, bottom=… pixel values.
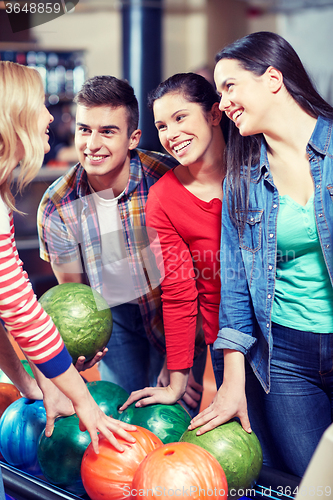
left=137, top=149, right=178, bottom=179
left=39, top=164, right=85, bottom=215
left=148, top=169, right=177, bottom=199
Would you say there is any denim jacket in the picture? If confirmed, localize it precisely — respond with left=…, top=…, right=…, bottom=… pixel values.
left=215, top=116, right=333, bottom=393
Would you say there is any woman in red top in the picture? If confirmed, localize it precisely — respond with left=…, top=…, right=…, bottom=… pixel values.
left=0, top=61, right=135, bottom=458
left=121, top=73, right=227, bottom=411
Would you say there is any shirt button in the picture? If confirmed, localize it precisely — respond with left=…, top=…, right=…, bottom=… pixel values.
left=268, top=265, right=273, bottom=270
left=269, top=233, right=274, bottom=238
left=266, top=323, right=270, bottom=328
left=326, top=244, right=330, bottom=248
left=316, top=184, right=320, bottom=189
left=250, top=217, right=254, bottom=222
left=268, top=294, right=271, bottom=299
left=273, top=204, right=277, bottom=208
left=318, top=213, right=323, bottom=217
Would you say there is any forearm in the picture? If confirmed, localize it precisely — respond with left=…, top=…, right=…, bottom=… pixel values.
left=0, top=323, right=41, bottom=397
left=169, top=368, right=190, bottom=400
left=51, top=261, right=85, bottom=285
left=50, top=364, right=95, bottom=410
left=223, top=349, right=246, bottom=390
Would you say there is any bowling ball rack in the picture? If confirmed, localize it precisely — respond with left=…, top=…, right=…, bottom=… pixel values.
left=0, top=462, right=87, bottom=500
left=1, top=461, right=301, bottom=500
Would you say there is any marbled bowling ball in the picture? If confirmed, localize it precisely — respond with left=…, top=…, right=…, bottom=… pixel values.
left=86, top=380, right=129, bottom=417
left=0, top=383, right=21, bottom=418
left=37, top=414, right=91, bottom=496
left=181, top=420, right=263, bottom=494
left=81, top=427, right=162, bottom=500
left=119, top=403, right=191, bottom=444
left=0, top=398, right=46, bottom=475
left=132, top=442, right=228, bottom=499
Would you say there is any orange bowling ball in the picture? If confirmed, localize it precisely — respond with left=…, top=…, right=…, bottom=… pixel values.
left=81, top=426, right=162, bottom=500
left=0, top=383, right=21, bottom=418
left=132, top=441, right=228, bottom=499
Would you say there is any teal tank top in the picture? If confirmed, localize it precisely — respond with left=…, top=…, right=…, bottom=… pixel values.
left=271, top=194, right=333, bottom=333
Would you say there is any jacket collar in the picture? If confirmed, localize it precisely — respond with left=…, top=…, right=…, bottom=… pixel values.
left=257, top=116, right=333, bottom=182
left=308, top=115, right=333, bottom=155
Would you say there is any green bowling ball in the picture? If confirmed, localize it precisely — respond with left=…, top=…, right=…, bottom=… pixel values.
left=180, top=419, right=263, bottom=493
left=37, top=414, right=91, bottom=495
left=119, top=403, right=191, bottom=444
left=86, top=380, right=129, bottom=418
left=0, top=360, right=34, bottom=385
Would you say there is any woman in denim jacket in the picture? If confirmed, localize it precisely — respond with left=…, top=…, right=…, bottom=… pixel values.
left=190, top=31, right=333, bottom=478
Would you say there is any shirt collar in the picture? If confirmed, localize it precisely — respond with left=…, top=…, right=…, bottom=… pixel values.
left=74, top=148, right=142, bottom=201
left=308, top=115, right=333, bottom=155
left=123, top=149, right=143, bottom=197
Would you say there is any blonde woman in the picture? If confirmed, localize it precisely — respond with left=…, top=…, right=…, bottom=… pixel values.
left=0, top=62, right=136, bottom=464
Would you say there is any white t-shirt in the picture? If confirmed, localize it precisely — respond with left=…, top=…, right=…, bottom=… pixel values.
left=90, top=187, right=138, bottom=307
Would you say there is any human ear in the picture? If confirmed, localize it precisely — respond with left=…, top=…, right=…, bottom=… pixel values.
left=210, top=102, right=223, bottom=126
left=265, top=66, right=283, bottom=93
left=129, top=129, right=142, bottom=150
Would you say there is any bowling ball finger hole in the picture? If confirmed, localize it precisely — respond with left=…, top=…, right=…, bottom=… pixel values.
left=164, top=451, right=175, bottom=456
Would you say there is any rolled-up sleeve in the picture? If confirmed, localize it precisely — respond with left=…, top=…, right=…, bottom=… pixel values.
left=215, top=190, right=257, bottom=355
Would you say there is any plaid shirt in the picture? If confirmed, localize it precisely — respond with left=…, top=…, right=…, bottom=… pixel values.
left=38, top=149, right=177, bottom=353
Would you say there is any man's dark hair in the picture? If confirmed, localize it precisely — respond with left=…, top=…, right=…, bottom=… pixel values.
left=74, top=75, right=139, bottom=137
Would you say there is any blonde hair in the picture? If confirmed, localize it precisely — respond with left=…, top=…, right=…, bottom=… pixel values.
left=0, top=61, right=45, bottom=209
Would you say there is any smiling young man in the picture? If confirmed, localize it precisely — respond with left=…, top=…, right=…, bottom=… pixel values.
left=37, top=76, right=206, bottom=413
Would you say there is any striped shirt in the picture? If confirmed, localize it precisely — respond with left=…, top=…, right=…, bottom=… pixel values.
left=0, top=197, right=72, bottom=378
left=38, top=149, right=177, bottom=353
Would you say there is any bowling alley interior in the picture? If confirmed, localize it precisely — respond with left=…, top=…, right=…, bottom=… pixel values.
left=1, top=1, right=333, bottom=499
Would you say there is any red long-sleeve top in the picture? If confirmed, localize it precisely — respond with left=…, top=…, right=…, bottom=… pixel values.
left=0, top=198, right=72, bottom=378
left=145, top=169, right=222, bottom=370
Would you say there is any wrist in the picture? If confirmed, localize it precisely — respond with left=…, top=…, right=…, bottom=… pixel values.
left=223, top=350, right=246, bottom=387
left=169, top=369, right=190, bottom=399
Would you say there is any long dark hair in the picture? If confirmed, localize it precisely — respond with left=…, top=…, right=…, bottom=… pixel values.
left=215, top=31, right=333, bottom=229
left=148, top=72, right=229, bottom=141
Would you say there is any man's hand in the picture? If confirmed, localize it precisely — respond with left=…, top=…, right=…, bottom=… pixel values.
left=74, top=348, right=108, bottom=372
